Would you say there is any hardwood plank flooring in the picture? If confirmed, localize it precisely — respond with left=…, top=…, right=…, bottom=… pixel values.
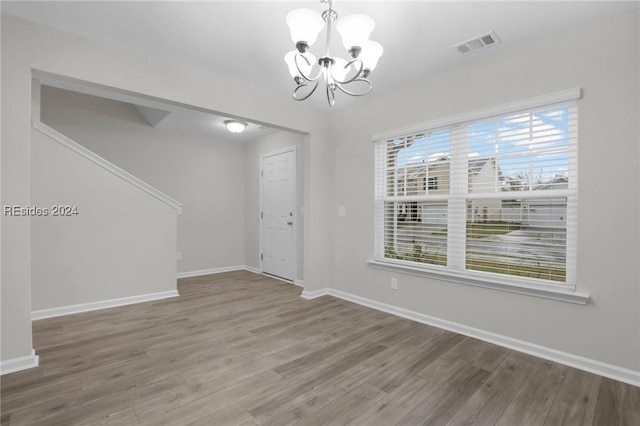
left=1, top=270, right=638, bottom=425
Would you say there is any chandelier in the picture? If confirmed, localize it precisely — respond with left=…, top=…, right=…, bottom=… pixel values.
left=284, top=0, right=383, bottom=106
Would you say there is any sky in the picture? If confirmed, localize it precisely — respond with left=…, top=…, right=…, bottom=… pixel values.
left=392, top=105, right=571, bottom=189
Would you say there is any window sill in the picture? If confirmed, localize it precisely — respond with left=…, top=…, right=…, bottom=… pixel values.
left=367, top=259, right=590, bottom=305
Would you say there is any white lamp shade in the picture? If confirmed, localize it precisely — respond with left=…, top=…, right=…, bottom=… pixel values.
left=284, top=50, right=316, bottom=78
left=336, top=14, right=375, bottom=51
left=286, top=9, right=324, bottom=47
left=360, top=40, right=383, bottom=71
left=331, top=57, right=350, bottom=82
left=224, top=120, right=247, bottom=133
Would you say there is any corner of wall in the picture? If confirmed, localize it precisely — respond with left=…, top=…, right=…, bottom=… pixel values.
left=0, top=349, right=39, bottom=376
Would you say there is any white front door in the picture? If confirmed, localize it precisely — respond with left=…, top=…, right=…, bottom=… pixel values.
left=261, top=149, right=295, bottom=281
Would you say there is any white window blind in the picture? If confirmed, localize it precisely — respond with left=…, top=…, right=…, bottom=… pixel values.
left=374, top=95, right=578, bottom=288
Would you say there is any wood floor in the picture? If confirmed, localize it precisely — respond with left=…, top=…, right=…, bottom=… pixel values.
left=1, top=271, right=638, bottom=426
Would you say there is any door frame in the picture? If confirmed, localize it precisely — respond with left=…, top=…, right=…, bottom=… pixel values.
left=259, top=146, right=297, bottom=282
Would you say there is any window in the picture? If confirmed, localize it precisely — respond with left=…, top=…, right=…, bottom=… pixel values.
left=374, top=91, right=578, bottom=290
left=427, top=176, right=439, bottom=191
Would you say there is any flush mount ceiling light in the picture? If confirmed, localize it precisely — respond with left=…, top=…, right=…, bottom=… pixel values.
left=224, top=120, right=247, bottom=133
left=284, top=0, right=383, bottom=107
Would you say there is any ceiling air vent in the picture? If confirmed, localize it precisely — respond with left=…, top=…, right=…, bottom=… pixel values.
left=454, top=31, right=500, bottom=55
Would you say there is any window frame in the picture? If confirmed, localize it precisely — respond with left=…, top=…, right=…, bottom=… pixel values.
left=370, top=88, right=589, bottom=304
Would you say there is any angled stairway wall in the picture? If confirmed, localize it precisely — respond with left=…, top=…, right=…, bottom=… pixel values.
left=30, top=121, right=182, bottom=317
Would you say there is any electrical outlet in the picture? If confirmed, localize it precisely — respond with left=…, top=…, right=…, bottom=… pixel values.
left=391, top=278, right=398, bottom=290
left=177, top=252, right=182, bottom=260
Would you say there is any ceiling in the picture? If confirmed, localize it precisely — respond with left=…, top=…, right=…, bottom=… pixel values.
left=3, top=1, right=638, bottom=139
left=37, top=74, right=280, bottom=143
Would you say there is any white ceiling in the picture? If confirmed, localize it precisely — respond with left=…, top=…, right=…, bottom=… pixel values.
left=36, top=73, right=280, bottom=143
left=3, top=1, right=638, bottom=138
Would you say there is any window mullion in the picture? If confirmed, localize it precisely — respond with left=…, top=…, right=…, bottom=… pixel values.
left=374, top=142, right=387, bottom=259
left=528, top=112, right=534, bottom=191
left=447, top=125, right=467, bottom=271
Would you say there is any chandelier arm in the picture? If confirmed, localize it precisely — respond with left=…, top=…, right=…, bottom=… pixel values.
left=294, top=53, right=322, bottom=82
left=293, top=79, right=321, bottom=101
left=334, top=78, right=373, bottom=97
left=331, top=58, right=366, bottom=85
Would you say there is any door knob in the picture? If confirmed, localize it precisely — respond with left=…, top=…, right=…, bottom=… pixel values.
left=287, top=221, right=293, bottom=226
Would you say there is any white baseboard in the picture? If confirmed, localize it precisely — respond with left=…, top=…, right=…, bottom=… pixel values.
left=1, top=349, right=39, bottom=375
left=302, top=288, right=640, bottom=387
left=244, top=265, right=261, bottom=274
left=177, top=265, right=262, bottom=278
left=31, top=290, right=179, bottom=321
left=177, top=266, right=247, bottom=279
left=177, top=266, right=302, bottom=287
left=178, top=266, right=302, bottom=285
left=300, top=288, right=330, bottom=300
left=243, top=267, right=303, bottom=286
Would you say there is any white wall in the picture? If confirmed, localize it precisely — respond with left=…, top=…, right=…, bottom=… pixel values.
left=244, top=131, right=305, bottom=282
left=40, top=87, right=246, bottom=273
left=1, top=13, right=332, bottom=365
left=329, top=10, right=640, bottom=374
left=30, top=128, right=178, bottom=311
left=41, top=86, right=306, bottom=279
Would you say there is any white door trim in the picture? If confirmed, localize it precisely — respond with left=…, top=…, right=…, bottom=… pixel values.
left=260, top=146, right=297, bottom=282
